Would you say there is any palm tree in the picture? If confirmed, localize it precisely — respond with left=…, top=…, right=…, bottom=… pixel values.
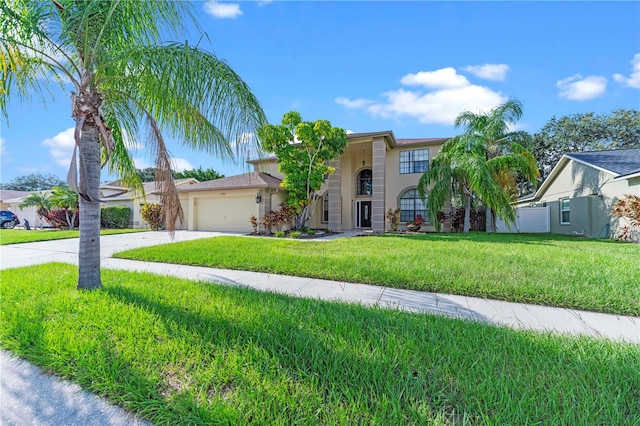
left=451, top=98, right=538, bottom=231
left=419, top=134, right=538, bottom=234
left=19, top=192, right=52, bottom=229
left=1, top=1, right=266, bottom=289
left=50, top=185, right=79, bottom=229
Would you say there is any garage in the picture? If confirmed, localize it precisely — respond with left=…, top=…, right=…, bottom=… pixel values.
left=179, top=172, right=283, bottom=232
left=195, top=193, right=257, bottom=232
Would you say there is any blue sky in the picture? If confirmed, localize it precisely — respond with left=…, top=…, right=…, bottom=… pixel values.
left=1, top=1, right=639, bottom=184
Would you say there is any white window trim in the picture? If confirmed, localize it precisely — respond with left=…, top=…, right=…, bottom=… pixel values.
left=560, top=198, right=570, bottom=225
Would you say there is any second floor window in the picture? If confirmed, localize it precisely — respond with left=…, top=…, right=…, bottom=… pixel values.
left=400, top=149, right=429, bottom=174
left=357, top=169, right=372, bottom=195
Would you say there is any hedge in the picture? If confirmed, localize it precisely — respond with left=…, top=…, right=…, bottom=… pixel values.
left=100, top=206, right=131, bottom=229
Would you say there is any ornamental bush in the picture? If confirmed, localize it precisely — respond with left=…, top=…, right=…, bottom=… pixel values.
left=141, top=203, right=164, bottom=230
left=100, top=206, right=131, bottom=229
left=45, top=209, right=79, bottom=228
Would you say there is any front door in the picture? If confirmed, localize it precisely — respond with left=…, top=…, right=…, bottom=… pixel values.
left=357, top=201, right=372, bottom=228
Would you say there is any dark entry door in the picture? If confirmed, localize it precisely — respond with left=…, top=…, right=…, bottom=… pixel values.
left=360, top=201, right=372, bottom=228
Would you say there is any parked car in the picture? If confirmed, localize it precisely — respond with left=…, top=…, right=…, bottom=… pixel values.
left=0, top=210, right=20, bottom=229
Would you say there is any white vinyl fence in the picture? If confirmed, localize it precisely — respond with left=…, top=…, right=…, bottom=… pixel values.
left=496, top=207, right=550, bottom=233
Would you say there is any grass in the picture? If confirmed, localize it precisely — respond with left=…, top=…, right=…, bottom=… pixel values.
left=1, top=263, right=638, bottom=425
left=0, top=228, right=149, bottom=245
left=114, top=233, right=640, bottom=316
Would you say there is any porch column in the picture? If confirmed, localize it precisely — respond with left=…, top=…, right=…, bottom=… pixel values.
left=328, top=159, right=342, bottom=231
left=372, top=137, right=386, bottom=232
left=257, top=189, right=271, bottom=233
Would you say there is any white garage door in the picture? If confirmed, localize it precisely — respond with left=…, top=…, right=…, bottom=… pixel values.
left=195, top=196, right=256, bottom=232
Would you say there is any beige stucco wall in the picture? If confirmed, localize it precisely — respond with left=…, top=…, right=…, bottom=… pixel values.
left=247, top=139, right=449, bottom=232
left=251, top=160, right=283, bottom=180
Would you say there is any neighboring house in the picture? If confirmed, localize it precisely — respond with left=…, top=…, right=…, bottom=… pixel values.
left=101, top=178, right=199, bottom=228
left=1, top=189, right=45, bottom=227
left=516, top=148, right=640, bottom=239
left=178, top=131, right=451, bottom=233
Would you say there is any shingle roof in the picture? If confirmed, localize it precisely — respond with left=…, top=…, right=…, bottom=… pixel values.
left=565, top=148, right=640, bottom=176
left=101, top=178, right=198, bottom=201
left=179, top=172, right=282, bottom=192
left=396, top=138, right=450, bottom=146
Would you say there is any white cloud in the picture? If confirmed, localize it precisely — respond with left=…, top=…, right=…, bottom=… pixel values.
left=171, top=158, right=193, bottom=173
left=0, top=137, right=11, bottom=164
left=400, top=67, right=469, bottom=89
left=335, top=97, right=374, bottom=109
left=613, top=53, right=640, bottom=89
left=463, top=64, right=510, bottom=81
left=203, top=1, right=243, bottom=19
left=336, top=67, right=507, bottom=126
left=557, top=74, right=607, bottom=101
left=42, top=127, right=75, bottom=167
left=367, top=86, right=506, bottom=125
left=132, top=157, right=151, bottom=170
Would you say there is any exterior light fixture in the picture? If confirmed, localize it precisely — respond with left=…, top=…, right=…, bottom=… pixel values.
left=255, top=192, right=262, bottom=203
left=362, top=149, right=366, bottom=167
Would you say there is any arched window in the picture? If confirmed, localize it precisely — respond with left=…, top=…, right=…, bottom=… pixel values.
left=399, top=189, right=427, bottom=222
left=357, top=169, right=372, bottom=195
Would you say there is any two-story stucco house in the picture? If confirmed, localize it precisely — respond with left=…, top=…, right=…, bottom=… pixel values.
left=178, top=131, right=451, bottom=233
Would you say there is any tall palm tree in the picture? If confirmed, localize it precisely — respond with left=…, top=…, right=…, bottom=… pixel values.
left=19, top=191, right=51, bottom=229
left=50, top=185, right=79, bottom=228
left=1, top=1, right=266, bottom=289
left=419, top=134, right=538, bottom=234
left=452, top=98, right=538, bottom=231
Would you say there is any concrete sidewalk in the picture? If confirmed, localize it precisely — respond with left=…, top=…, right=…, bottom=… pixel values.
left=1, top=230, right=639, bottom=425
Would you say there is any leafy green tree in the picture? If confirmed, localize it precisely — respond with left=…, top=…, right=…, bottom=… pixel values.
left=135, top=168, right=158, bottom=182
left=18, top=191, right=51, bottom=229
left=173, top=167, right=224, bottom=182
left=259, top=111, right=348, bottom=229
left=532, top=109, right=640, bottom=182
left=50, top=185, right=79, bottom=229
left=0, top=173, right=65, bottom=191
left=1, top=1, right=266, bottom=289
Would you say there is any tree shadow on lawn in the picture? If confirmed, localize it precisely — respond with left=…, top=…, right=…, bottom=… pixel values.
left=2, top=265, right=638, bottom=424
left=101, top=279, right=638, bottom=424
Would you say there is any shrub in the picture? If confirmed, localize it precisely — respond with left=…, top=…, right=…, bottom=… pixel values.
left=306, top=229, right=316, bottom=236
left=45, top=209, right=79, bottom=228
left=101, top=206, right=131, bottom=229
left=141, top=203, right=164, bottom=230
left=274, top=230, right=285, bottom=238
left=386, top=208, right=401, bottom=231
left=289, top=231, right=302, bottom=239
left=611, top=194, right=640, bottom=241
left=249, top=214, right=258, bottom=234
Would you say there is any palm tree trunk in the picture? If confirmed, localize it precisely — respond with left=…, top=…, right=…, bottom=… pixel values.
left=463, top=193, right=471, bottom=234
left=77, top=123, right=102, bottom=290
left=486, top=206, right=494, bottom=233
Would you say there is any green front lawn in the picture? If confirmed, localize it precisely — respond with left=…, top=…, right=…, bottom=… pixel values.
left=115, top=233, right=640, bottom=315
left=0, top=228, right=149, bottom=245
left=1, top=263, right=638, bottom=425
